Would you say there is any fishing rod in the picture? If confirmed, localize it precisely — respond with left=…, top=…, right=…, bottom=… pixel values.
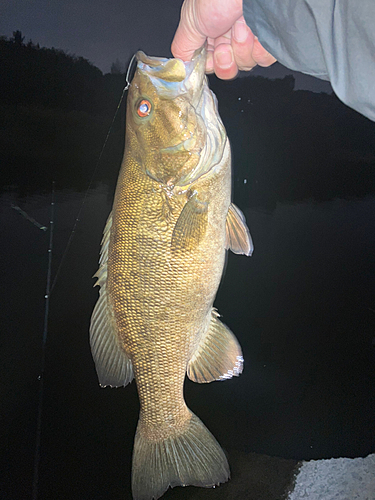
left=31, top=181, right=55, bottom=500
left=11, top=205, right=48, bottom=231
left=28, top=55, right=136, bottom=500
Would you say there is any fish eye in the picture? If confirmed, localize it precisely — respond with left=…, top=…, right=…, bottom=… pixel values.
left=137, top=99, right=152, bottom=117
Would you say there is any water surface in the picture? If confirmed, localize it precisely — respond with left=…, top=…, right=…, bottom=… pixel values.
left=1, top=185, right=374, bottom=499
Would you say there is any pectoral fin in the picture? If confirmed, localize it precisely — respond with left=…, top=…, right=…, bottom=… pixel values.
left=225, top=203, right=254, bottom=256
left=90, top=211, right=133, bottom=388
left=171, top=193, right=208, bottom=251
left=187, top=310, right=243, bottom=383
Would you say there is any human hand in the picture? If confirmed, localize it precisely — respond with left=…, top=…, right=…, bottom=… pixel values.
left=171, top=0, right=276, bottom=79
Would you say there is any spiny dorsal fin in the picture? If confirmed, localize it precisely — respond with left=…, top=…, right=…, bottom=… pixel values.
left=187, top=309, right=243, bottom=383
left=171, top=193, right=208, bottom=252
left=90, top=211, right=133, bottom=387
left=225, top=203, right=253, bottom=256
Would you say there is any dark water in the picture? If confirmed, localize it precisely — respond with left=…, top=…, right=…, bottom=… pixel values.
left=1, top=181, right=374, bottom=499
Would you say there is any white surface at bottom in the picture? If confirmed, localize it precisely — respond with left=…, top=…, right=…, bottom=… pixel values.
left=288, top=454, right=375, bottom=500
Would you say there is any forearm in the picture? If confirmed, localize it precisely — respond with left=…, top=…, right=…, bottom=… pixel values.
left=243, top=0, right=375, bottom=121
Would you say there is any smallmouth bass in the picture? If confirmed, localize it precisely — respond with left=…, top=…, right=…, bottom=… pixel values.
left=90, top=46, right=253, bottom=500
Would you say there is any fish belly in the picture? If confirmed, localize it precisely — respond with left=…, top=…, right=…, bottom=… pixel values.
left=107, top=144, right=232, bottom=500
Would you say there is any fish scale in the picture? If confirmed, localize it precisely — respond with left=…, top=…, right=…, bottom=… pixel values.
left=90, top=46, right=253, bottom=500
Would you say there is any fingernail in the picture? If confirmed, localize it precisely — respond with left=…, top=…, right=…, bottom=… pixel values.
left=215, top=50, right=233, bottom=68
left=233, top=20, right=248, bottom=43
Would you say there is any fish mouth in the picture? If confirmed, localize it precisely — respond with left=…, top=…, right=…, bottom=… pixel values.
left=136, top=46, right=227, bottom=187
left=137, top=46, right=208, bottom=156
left=136, top=46, right=207, bottom=106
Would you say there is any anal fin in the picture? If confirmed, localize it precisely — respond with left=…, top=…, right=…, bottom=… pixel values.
left=187, top=310, right=243, bottom=383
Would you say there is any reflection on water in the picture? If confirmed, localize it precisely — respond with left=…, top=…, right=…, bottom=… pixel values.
left=1, top=185, right=374, bottom=499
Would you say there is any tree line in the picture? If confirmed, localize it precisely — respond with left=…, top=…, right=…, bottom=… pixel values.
left=1, top=31, right=374, bottom=204
left=0, top=31, right=124, bottom=114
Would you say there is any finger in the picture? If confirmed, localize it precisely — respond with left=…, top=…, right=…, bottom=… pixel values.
left=213, top=42, right=238, bottom=80
left=171, top=22, right=206, bottom=62
left=231, top=17, right=257, bottom=71
left=252, top=37, right=277, bottom=67
left=171, top=0, right=206, bottom=61
left=212, top=30, right=232, bottom=47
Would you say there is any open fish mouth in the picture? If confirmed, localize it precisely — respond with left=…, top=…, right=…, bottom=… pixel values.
left=136, top=46, right=206, bottom=106
left=135, top=46, right=227, bottom=187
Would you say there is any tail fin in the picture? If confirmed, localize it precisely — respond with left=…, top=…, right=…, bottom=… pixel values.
left=132, top=411, right=230, bottom=500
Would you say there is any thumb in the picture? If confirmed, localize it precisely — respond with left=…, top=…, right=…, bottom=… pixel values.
left=171, top=19, right=206, bottom=61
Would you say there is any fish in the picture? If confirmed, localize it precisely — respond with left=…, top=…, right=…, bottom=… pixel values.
left=89, top=46, right=253, bottom=500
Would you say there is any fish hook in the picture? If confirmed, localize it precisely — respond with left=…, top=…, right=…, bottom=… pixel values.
left=124, top=54, right=137, bottom=91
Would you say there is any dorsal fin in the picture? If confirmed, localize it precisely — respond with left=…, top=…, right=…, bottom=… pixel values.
left=90, top=212, right=134, bottom=388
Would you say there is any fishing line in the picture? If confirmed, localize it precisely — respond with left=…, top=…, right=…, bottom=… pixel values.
left=125, top=54, right=136, bottom=90
left=50, top=54, right=136, bottom=295
left=32, top=181, right=55, bottom=500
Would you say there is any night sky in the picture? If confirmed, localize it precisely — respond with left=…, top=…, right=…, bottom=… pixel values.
left=1, top=0, right=333, bottom=93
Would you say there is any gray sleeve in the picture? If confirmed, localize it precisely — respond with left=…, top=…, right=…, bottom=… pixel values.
left=243, top=0, right=375, bottom=121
